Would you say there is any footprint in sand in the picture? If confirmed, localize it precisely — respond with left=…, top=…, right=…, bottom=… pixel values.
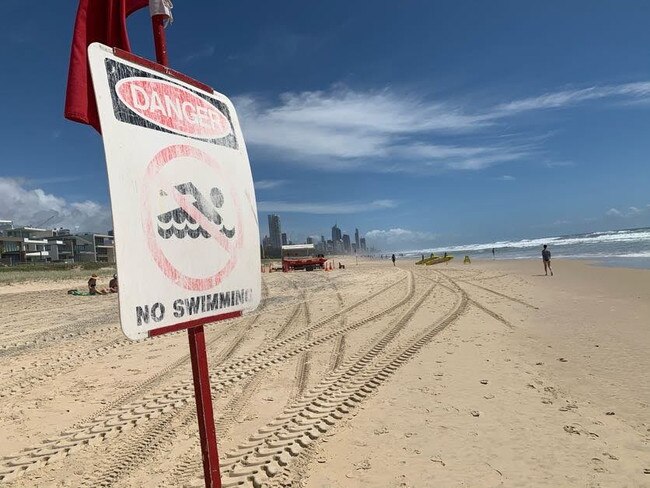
left=559, top=404, right=578, bottom=412
left=563, top=425, right=581, bottom=435
left=354, top=460, right=371, bottom=471
left=591, top=458, right=606, bottom=473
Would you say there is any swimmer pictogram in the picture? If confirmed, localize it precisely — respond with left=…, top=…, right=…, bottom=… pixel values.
left=157, top=182, right=236, bottom=239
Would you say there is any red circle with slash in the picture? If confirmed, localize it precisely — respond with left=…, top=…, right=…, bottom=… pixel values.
left=141, top=144, right=243, bottom=291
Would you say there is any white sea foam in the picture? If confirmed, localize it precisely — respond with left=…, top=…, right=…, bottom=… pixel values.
left=405, top=228, right=650, bottom=256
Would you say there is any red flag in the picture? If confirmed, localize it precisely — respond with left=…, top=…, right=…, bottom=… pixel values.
left=64, top=0, right=149, bottom=132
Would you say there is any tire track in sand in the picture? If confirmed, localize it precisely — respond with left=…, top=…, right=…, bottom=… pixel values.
left=78, top=314, right=259, bottom=488
left=416, top=271, right=514, bottom=330
left=220, top=279, right=465, bottom=487
left=0, top=271, right=409, bottom=484
left=81, top=272, right=376, bottom=487
left=444, top=274, right=538, bottom=310
left=75, top=278, right=278, bottom=487
left=0, top=311, right=118, bottom=358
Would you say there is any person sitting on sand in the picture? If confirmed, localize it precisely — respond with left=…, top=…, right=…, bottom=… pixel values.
left=108, top=274, right=118, bottom=293
left=88, top=274, right=108, bottom=295
left=88, top=274, right=99, bottom=295
left=542, top=244, right=553, bottom=276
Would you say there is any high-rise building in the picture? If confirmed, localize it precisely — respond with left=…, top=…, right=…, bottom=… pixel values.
left=306, top=236, right=314, bottom=245
left=360, top=237, right=367, bottom=251
left=267, top=214, right=282, bottom=249
left=355, top=228, right=360, bottom=250
left=331, top=224, right=341, bottom=243
left=342, top=234, right=351, bottom=253
left=281, top=233, right=288, bottom=246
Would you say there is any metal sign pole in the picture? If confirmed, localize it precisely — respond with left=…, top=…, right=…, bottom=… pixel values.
left=188, top=325, right=222, bottom=487
left=150, top=14, right=222, bottom=488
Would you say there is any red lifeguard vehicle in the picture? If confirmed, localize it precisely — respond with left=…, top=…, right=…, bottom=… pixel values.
left=281, top=244, right=327, bottom=272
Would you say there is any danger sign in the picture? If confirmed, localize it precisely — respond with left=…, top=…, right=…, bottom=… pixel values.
left=88, top=43, right=261, bottom=341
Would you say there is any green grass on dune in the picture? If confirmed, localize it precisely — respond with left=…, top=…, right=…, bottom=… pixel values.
left=0, top=262, right=116, bottom=286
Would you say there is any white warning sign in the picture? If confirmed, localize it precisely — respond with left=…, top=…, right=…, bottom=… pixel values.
left=88, top=43, right=261, bottom=340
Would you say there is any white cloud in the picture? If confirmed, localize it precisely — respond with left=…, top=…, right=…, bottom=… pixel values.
left=545, top=160, right=575, bottom=168
left=184, top=44, right=215, bottom=63
left=257, top=199, right=397, bottom=214
left=605, top=206, right=649, bottom=218
left=235, top=81, right=650, bottom=174
left=494, top=82, right=650, bottom=115
left=0, top=177, right=111, bottom=232
left=365, top=228, right=435, bottom=251
left=496, top=175, right=515, bottom=181
left=254, top=179, right=287, bottom=190
left=235, top=88, right=507, bottom=173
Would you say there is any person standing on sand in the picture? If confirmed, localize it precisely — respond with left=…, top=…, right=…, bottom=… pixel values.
left=542, top=245, right=553, bottom=276
left=391, top=254, right=396, bottom=266
left=492, top=248, right=495, bottom=259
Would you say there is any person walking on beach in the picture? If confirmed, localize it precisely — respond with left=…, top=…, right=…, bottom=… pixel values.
left=542, top=245, right=553, bottom=276
left=492, top=248, right=495, bottom=259
left=391, top=254, right=396, bottom=266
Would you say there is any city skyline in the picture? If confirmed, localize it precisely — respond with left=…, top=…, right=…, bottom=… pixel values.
left=263, top=214, right=368, bottom=255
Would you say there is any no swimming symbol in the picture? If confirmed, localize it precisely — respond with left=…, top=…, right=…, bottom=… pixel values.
left=157, top=182, right=236, bottom=240
left=142, top=144, right=244, bottom=291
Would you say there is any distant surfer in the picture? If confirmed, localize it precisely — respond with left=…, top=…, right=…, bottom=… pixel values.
left=542, top=245, right=553, bottom=276
left=391, top=254, right=396, bottom=266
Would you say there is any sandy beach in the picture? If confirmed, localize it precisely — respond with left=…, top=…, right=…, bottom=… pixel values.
left=0, top=259, right=648, bottom=487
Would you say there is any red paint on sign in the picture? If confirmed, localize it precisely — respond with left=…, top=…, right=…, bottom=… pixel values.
left=141, top=145, right=244, bottom=291
left=116, top=78, right=232, bottom=139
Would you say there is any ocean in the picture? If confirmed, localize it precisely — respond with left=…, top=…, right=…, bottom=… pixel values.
left=404, top=227, right=650, bottom=269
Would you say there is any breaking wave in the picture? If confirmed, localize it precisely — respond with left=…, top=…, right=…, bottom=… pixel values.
left=409, top=228, right=650, bottom=255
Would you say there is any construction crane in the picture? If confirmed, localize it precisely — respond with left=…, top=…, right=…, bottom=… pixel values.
left=35, top=214, right=57, bottom=228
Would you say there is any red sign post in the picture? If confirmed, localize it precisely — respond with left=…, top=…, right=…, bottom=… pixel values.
left=150, top=13, right=222, bottom=488
left=72, top=1, right=261, bottom=484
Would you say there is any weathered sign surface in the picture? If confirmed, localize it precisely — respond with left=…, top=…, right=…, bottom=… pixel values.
left=88, top=43, right=261, bottom=340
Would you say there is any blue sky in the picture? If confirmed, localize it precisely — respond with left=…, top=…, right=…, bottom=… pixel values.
left=1, top=1, right=650, bottom=250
